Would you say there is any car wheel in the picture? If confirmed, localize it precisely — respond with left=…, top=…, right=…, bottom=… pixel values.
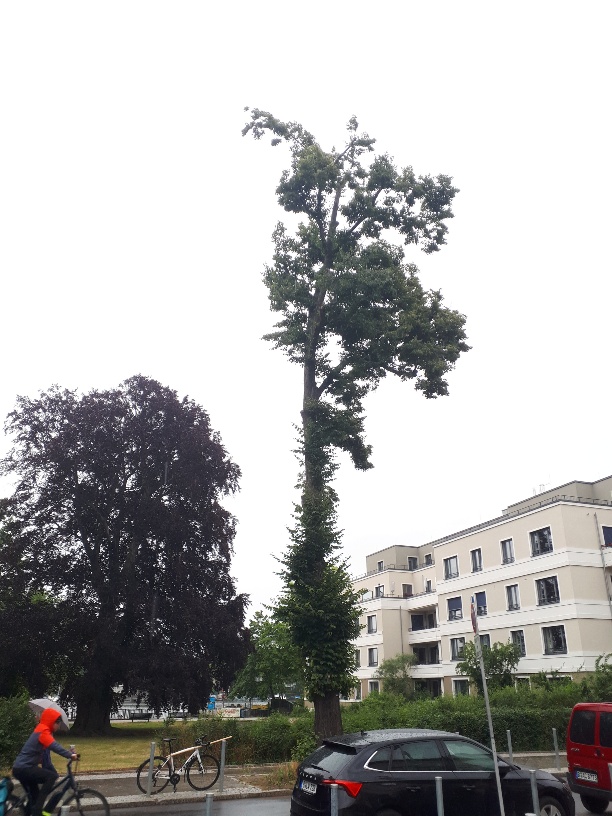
left=580, top=795, right=609, bottom=814
left=377, top=811, right=401, bottom=816
left=539, top=796, right=568, bottom=816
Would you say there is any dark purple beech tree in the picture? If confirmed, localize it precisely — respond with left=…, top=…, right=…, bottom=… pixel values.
left=243, top=110, right=470, bottom=738
left=0, top=375, right=249, bottom=734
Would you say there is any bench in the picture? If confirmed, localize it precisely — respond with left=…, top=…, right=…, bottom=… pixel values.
left=130, top=711, right=153, bottom=722
left=167, top=711, right=188, bottom=720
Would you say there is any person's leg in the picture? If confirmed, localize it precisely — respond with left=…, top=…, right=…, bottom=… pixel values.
left=13, top=768, right=56, bottom=816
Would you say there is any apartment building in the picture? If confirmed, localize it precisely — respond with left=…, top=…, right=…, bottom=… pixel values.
left=352, top=475, right=612, bottom=698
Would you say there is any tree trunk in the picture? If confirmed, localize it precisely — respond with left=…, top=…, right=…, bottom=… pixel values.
left=313, top=691, right=343, bottom=739
left=70, top=670, right=115, bottom=735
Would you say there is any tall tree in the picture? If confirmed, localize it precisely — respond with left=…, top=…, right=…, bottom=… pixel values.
left=244, top=110, right=469, bottom=737
left=457, top=641, right=521, bottom=693
left=0, top=375, right=249, bottom=734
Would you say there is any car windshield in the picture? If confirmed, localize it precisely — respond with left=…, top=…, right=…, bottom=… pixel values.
left=304, top=744, right=356, bottom=776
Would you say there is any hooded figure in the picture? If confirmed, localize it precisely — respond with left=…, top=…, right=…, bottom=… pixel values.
left=12, top=707, right=76, bottom=816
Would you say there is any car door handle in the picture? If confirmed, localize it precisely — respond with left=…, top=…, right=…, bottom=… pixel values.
left=570, top=748, right=580, bottom=753
left=405, top=786, right=421, bottom=792
left=461, top=784, right=477, bottom=791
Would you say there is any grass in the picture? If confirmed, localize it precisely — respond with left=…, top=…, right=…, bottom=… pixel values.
left=67, top=722, right=163, bottom=772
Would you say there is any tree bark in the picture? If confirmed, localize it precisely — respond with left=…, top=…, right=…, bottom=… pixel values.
left=313, top=691, right=343, bottom=739
left=70, top=669, right=115, bottom=735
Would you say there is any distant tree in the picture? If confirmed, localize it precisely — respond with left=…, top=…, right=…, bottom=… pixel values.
left=374, top=653, right=418, bottom=699
left=457, top=640, right=521, bottom=693
left=230, top=611, right=304, bottom=701
left=243, top=109, right=469, bottom=737
left=0, top=375, right=249, bottom=734
left=588, top=653, right=612, bottom=701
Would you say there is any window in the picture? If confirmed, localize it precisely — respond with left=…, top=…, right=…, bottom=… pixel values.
left=531, top=526, right=553, bottom=556
left=604, top=527, right=612, bottom=547
left=377, top=560, right=384, bottom=571
left=510, top=629, right=526, bottom=657
left=368, top=647, right=378, bottom=666
left=369, top=746, right=392, bottom=770
left=543, top=625, right=567, bottom=654
left=429, top=645, right=439, bottom=664
left=506, top=584, right=520, bottom=611
left=407, top=556, right=418, bottom=570
left=444, top=556, right=459, bottom=579
left=600, top=713, right=612, bottom=748
left=447, top=596, right=463, bottom=620
left=443, top=739, right=495, bottom=772
left=391, top=741, right=445, bottom=772
left=402, top=583, right=413, bottom=598
left=569, top=710, right=596, bottom=745
left=367, top=614, right=377, bottom=634
left=516, top=677, right=530, bottom=688
left=501, top=538, right=514, bottom=564
left=425, top=579, right=433, bottom=593
left=354, top=649, right=361, bottom=668
left=453, top=679, right=470, bottom=696
left=411, top=614, right=425, bottom=631
left=479, top=633, right=491, bottom=650
left=375, top=584, right=384, bottom=598
left=471, top=549, right=483, bottom=573
left=536, top=576, right=560, bottom=605
left=425, top=553, right=433, bottom=565
left=368, top=680, right=379, bottom=694
left=475, top=591, right=487, bottom=616
left=450, top=637, right=465, bottom=660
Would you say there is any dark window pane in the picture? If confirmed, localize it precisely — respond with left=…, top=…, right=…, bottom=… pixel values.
left=306, top=744, right=356, bottom=775
left=570, top=710, right=596, bottom=745
left=600, top=713, right=612, bottom=748
left=368, top=746, right=391, bottom=771
left=399, top=740, right=445, bottom=771
left=444, top=739, right=495, bottom=771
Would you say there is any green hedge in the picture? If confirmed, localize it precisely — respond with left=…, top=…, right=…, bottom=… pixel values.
left=0, top=695, right=35, bottom=771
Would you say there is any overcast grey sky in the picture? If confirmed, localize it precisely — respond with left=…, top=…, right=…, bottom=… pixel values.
left=1, top=1, right=610, bottom=617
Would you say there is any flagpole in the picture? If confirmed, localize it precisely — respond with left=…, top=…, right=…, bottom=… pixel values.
left=471, top=595, right=506, bottom=816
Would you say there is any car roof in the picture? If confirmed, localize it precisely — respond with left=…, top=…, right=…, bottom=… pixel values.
left=324, top=729, right=459, bottom=748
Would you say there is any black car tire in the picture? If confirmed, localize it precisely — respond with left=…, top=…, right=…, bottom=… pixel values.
left=539, top=795, right=569, bottom=816
left=580, top=795, right=609, bottom=814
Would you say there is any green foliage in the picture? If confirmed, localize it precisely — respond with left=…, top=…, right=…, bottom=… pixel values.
left=456, top=640, right=521, bottom=693
left=244, top=109, right=469, bottom=737
left=374, top=653, right=418, bottom=699
left=0, top=694, right=35, bottom=772
left=587, top=653, right=612, bottom=701
left=229, top=612, right=304, bottom=701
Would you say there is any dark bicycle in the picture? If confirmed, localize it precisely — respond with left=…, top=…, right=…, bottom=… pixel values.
left=6, top=758, right=109, bottom=816
left=136, top=736, right=221, bottom=793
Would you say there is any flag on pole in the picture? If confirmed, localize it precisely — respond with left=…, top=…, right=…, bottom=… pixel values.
left=471, top=596, right=479, bottom=635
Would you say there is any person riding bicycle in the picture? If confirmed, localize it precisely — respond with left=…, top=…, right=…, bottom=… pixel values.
left=12, top=707, right=77, bottom=816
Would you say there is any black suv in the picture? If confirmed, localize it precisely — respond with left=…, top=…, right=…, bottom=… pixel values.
left=290, top=728, right=575, bottom=816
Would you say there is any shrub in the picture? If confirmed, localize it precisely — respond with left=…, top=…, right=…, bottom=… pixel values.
left=0, top=694, right=35, bottom=771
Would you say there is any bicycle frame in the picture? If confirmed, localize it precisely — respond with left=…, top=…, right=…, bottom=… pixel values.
left=162, top=744, right=203, bottom=778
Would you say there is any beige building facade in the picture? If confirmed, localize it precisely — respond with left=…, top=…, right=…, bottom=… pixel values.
left=351, top=475, right=612, bottom=698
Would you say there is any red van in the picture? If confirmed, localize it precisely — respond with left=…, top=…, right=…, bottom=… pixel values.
left=567, top=702, right=612, bottom=813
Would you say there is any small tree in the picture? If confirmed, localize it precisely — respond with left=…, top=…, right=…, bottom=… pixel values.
left=374, top=653, right=418, bottom=699
left=230, top=611, right=304, bottom=702
left=588, top=653, right=612, bottom=702
left=456, top=640, right=521, bottom=693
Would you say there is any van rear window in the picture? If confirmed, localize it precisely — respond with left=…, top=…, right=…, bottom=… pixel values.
left=600, top=713, right=612, bottom=748
left=570, top=710, right=596, bottom=745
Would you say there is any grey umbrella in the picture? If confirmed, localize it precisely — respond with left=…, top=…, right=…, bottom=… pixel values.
left=28, top=698, right=70, bottom=731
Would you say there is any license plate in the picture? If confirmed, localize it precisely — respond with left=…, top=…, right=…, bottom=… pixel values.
left=301, top=780, right=317, bottom=794
left=576, top=770, right=599, bottom=783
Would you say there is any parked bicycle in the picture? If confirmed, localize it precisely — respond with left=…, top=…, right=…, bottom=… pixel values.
left=6, top=758, right=109, bottom=815
left=136, top=736, right=224, bottom=793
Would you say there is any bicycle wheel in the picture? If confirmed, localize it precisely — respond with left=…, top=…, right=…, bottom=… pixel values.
left=6, top=794, right=26, bottom=815
left=63, top=787, right=110, bottom=815
left=186, top=753, right=220, bottom=790
left=136, top=755, right=171, bottom=794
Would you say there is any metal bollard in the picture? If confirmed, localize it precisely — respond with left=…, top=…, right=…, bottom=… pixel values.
left=530, top=769, right=540, bottom=816
left=146, top=741, right=156, bottom=796
left=330, top=782, right=339, bottom=816
left=552, top=727, right=560, bottom=770
left=507, top=729, right=513, bottom=765
left=219, top=738, right=227, bottom=792
left=204, top=791, right=213, bottom=815
left=60, top=807, right=70, bottom=816
left=435, top=775, right=444, bottom=816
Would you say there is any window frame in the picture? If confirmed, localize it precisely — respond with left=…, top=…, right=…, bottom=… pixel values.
left=366, top=614, right=377, bottom=634
left=530, top=526, right=553, bottom=557
left=506, top=583, right=520, bottom=611
left=510, top=629, right=526, bottom=657
left=368, top=680, right=380, bottom=694
left=407, top=556, right=418, bottom=571
left=470, top=548, right=483, bottom=573
left=479, top=633, right=491, bottom=650
left=542, top=624, right=567, bottom=655
left=447, top=596, right=463, bottom=621
left=368, top=647, right=379, bottom=667
left=453, top=678, right=470, bottom=696
left=500, top=537, right=515, bottom=564
left=444, top=555, right=460, bottom=580
left=450, top=636, right=466, bottom=660
left=377, top=560, right=384, bottom=571
left=535, top=575, right=560, bottom=606
left=402, top=583, right=413, bottom=598
left=374, top=584, right=384, bottom=598
left=475, top=590, right=487, bottom=616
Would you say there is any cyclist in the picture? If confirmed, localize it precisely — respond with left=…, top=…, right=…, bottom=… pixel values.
left=12, top=707, right=77, bottom=816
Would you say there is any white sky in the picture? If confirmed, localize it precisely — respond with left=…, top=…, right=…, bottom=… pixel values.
left=1, top=1, right=611, bottom=619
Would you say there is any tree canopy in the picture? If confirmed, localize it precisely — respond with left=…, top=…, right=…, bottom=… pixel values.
left=374, top=652, right=419, bottom=699
left=457, top=640, right=521, bottom=694
left=244, top=109, right=469, bottom=737
left=229, top=611, right=304, bottom=701
left=0, top=375, right=249, bottom=733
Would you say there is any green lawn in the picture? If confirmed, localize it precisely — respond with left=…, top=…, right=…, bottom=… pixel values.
left=67, top=722, right=163, bottom=772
